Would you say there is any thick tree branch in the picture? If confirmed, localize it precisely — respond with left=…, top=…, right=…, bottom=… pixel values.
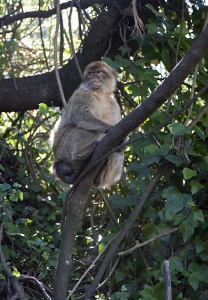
left=0, top=0, right=107, bottom=27
left=0, top=0, right=159, bottom=112
left=53, top=27, right=208, bottom=300
left=84, top=162, right=172, bottom=299
left=0, top=6, right=122, bottom=112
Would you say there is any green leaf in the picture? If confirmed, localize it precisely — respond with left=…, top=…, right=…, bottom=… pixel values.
left=28, top=183, right=42, bottom=192
left=154, top=282, right=164, bottom=299
left=102, top=57, right=121, bottom=70
left=168, top=123, right=189, bottom=136
left=165, top=154, right=186, bottom=166
left=188, top=263, right=204, bottom=282
left=9, top=189, right=21, bottom=202
left=39, top=103, right=49, bottom=112
left=141, top=223, right=156, bottom=239
left=169, top=257, right=184, bottom=272
left=146, top=3, right=167, bottom=19
left=12, top=267, right=21, bottom=277
left=194, top=238, right=204, bottom=253
left=204, top=240, right=208, bottom=254
left=42, top=251, right=49, bottom=260
left=182, top=168, right=197, bottom=180
left=3, top=222, right=19, bottom=235
left=179, top=220, right=195, bottom=242
left=0, top=164, right=6, bottom=171
left=188, top=275, right=199, bottom=291
left=146, top=23, right=158, bottom=34
left=114, top=55, right=131, bottom=68
left=175, top=23, right=189, bottom=37
left=165, top=190, right=192, bottom=214
left=201, top=112, right=208, bottom=127
left=194, top=125, right=206, bottom=140
left=192, top=209, right=204, bottom=222
left=173, top=214, right=185, bottom=225
left=189, top=180, right=203, bottom=195
left=162, top=186, right=179, bottom=197
left=144, top=144, right=159, bottom=154
left=0, top=183, right=11, bottom=191
left=111, top=291, right=130, bottom=300
left=17, top=190, right=23, bottom=201
left=115, top=270, right=127, bottom=283
left=156, top=223, right=171, bottom=234
left=139, top=285, right=158, bottom=300
left=118, top=46, right=131, bottom=56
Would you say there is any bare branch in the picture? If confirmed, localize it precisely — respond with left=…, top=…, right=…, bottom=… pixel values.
left=118, top=228, right=179, bottom=256
left=0, top=224, right=27, bottom=300
left=0, top=0, right=108, bottom=27
left=54, top=0, right=67, bottom=106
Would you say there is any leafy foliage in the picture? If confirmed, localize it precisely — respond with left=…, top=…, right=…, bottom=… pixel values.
left=1, top=0, right=208, bottom=299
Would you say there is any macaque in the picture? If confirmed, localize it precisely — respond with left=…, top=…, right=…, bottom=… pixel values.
left=50, top=61, right=125, bottom=188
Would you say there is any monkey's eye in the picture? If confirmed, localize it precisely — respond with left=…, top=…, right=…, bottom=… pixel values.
left=97, top=70, right=104, bottom=75
left=88, top=72, right=93, bottom=77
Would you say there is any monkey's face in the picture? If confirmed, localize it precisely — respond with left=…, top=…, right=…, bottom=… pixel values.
left=86, top=70, right=107, bottom=90
left=83, top=62, right=117, bottom=93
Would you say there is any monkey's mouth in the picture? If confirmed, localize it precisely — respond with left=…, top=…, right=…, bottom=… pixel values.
left=90, top=80, right=102, bottom=90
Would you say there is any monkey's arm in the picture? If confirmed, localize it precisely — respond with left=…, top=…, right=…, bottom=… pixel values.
left=69, top=92, right=112, bottom=132
left=76, top=114, right=111, bottom=132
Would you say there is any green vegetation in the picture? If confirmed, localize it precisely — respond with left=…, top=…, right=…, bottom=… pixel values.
left=0, top=0, right=208, bottom=299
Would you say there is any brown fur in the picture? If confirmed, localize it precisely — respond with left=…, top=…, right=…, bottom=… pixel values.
left=50, top=61, right=125, bottom=188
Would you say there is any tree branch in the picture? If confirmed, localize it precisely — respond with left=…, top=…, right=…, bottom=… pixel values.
left=84, top=162, right=172, bottom=299
left=0, top=0, right=159, bottom=112
left=53, top=26, right=208, bottom=299
left=0, top=224, right=27, bottom=300
left=0, top=0, right=107, bottom=27
left=0, top=6, right=122, bottom=112
left=118, top=227, right=178, bottom=256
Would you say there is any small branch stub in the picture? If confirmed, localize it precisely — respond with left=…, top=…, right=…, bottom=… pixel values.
left=163, top=260, right=172, bottom=300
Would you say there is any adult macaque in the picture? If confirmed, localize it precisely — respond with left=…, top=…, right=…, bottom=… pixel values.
left=50, top=61, right=126, bottom=188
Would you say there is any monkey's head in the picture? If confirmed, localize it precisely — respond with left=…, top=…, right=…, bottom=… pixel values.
left=82, top=61, right=117, bottom=93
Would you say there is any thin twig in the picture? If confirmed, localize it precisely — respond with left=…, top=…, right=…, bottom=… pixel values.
left=131, top=0, right=144, bottom=37
left=118, top=227, right=178, bottom=256
left=54, top=0, right=66, bottom=106
left=96, top=257, right=120, bottom=290
left=1, top=20, right=18, bottom=89
left=68, top=0, right=84, bottom=80
left=176, top=0, right=184, bottom=64
left=98, top=188, right=121, bottom=230
left=185, top=12, right=208, bottom=125
left=19, top=276, right=52, bottom=300
left=38, top=0, right=49, bottom=71
left=66, top=231, right=120, bottom=299
left=188, top=101, right=208, bottom=129
left=0, top=224, right=27, bottom=300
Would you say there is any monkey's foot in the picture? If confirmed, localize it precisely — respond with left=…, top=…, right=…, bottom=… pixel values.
left=54, top=160, right=79, bottom=185
left=63, top=171, right=79, bottom=184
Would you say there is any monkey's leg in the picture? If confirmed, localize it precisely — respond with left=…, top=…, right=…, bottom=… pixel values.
left=94, top=158, right=108, bottom=187
left=53, top=160, right=79, bottom=184
left=74, top=141, right=98, bottom=161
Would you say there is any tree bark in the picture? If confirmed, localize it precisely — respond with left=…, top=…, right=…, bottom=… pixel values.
left=53, top=27, right=208, bottom=300
left=0, top=7, right=121, bottom=112
left=0, top=0, right=160, bottom=112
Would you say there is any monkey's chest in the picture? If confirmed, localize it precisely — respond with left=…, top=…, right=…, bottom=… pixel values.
left=100, top=103, right=120, bottom=125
